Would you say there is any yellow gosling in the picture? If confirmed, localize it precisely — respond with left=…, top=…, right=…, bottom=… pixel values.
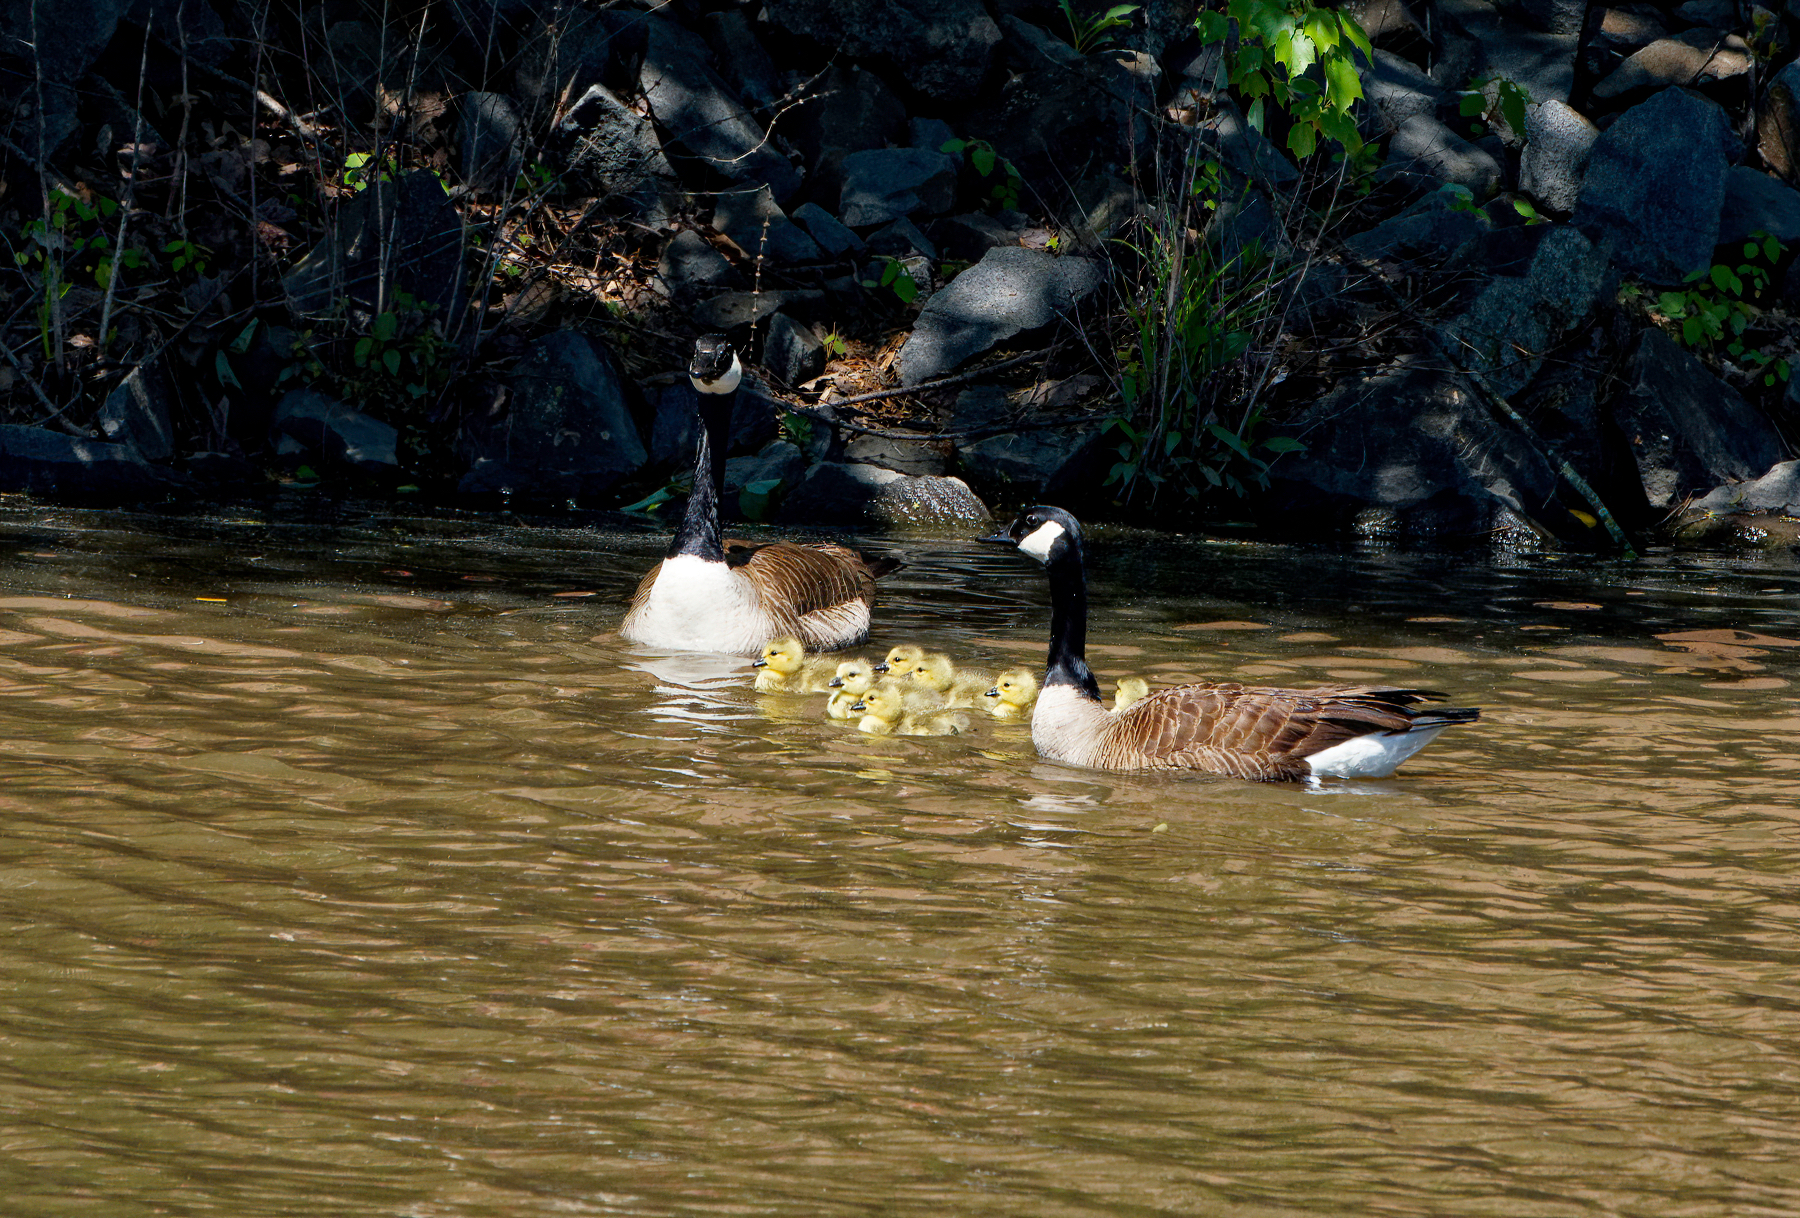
left=825, top=657, right=877, bottom=719
left=905, top=652, right=994, bottom=708
left=1112, top=676, right=1151, bottom=712
left=872, top=642, right=926, bottom=676
left=984, top=668, right=1040, bottom=719
left=852, top=682, right=971, bottom=736
left=752, top=636, right=838, bottom=693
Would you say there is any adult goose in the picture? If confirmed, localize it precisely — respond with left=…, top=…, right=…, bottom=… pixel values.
left=621, top=336, right=896, bottom=656
left=981, top=507, right=1480, bottom=781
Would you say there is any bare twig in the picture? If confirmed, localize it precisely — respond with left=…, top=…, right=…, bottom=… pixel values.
left=97, top=14, right=153, bottom=359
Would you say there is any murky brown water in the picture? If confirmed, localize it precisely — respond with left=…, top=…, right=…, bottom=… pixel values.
left=1, top=499, right=1797, bottom=1217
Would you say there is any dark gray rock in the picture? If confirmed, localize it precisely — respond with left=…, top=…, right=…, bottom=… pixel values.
left=1436, top=226, right=1608, bottom=397
left=1611, top=329, right=1789, bottom=509
left=1573, top=87, right=1732, bottom=286
left=1719, top=166, right=1800, bottom=246
left=762, top=312, right=825, bottom=386
left=646, top=381, right=781, bottom=469
left=272, top=390, right=400, bottom=472
left=456, top=92, right=524, bottom=196
left=998, top=13, right=1084, bottom=70
left=1197, top=97, right=1301, bottom=191
left=1592, top=31, right=1750, bottom=102
left=725, top=440, right=808, bottom=496
left=713, top=186, right=824, bottom=264
left=928, top=212, right=1025, bottom=261
left=555, top=83, right=672, bottom=195
left=1344, top=190, right=1491, bottom=266
left=699, top=9, right=783, bottom=113
left=1359, top=48, right=1444, bottom=136
left=1520, top=99, right=1597, bottom=213
left=791, top=203, right=866, bottom=257
left=764, top=0, right=1002, bottom=104
left=1674, top=0, right=1737, bottom=24
left=1265, top=361, right=1578, bottom=540
left=910, top=118, right=959, bottom=158
left=866, top=217, right=938, bottom=260
left=0, top=424, right=177, bottom=503
left=126, top=0, right=231, bottom=66
left=283, top=170, right=465, bottom=320
left=513, top=8, right=632, bottom=124
left=784, top=64, right=907, bottom=211
left=776, top=461, right=991, bottom=526
left=1382, top=114, right=1503, bottom=196
left=843, top=434, right=949, bottom=475
left=1433, top=0, right=1577, bottom=105
left=839, top=149, right=960, bottom=228
left=965, top=56, right=1150, bottom=191
left=897, top=248, right=1106, bottom=385
left=1212, top=182, right=1281, bottom=261
left=0, top=0, right=131, bottom=155
left=639, top=14, right=800, bottom=203
left=319, top=20, right=454, bottom=123
left=460, top=331, right=646, bottom=499
left=1758, top=60, right=1800, bottom=184
left=692, top=289, right=829, bottom=333
left=657, top=230, right=744, bottom=306
left=1692, top=459, right=1800, bottom=515
left=96, top=360, right=176, bottom=462
left=956, top=425, right=1106, bottom=501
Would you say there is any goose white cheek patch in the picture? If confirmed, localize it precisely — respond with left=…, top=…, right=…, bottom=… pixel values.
left=1017, top=520, right=1066, bottom=561
left=692, top=353, right=743, bottom=394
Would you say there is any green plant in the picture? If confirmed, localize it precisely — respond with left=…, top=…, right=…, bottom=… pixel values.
left=1655, top=233, right=1792, bottom=387
left=780, top=411, right=816, bottom=449
left=1458, top=74, right=1530, bottom=139
left=941, top=138, right=1023, bottom=210
left=1103, top=153, right=1305, bottom=502
left=819, top=329, right=848, bottom=359
left=1060, top=1, right=1141, bottom=53
left=861, top=255, right=920, bottom=304
left=1195, top=0, right=1372, bottom=159
left=161, top=236, right=210, bottom=276
left=346, top=290, right=453, bottom=407
left=342, top=151, right=400, bottom=192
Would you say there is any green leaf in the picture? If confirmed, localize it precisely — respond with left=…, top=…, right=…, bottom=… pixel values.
left=940, top=138, right=967, bottom=153
left=214, top=351, right=241, bottom=388
left=892, top=274, right=918, bottom=303
left=1323, top=54, right=1363, bottom=113
left=971, top=146, right=997, bottom=177
left=354, top=336, right=374, bottom=366
left=1245, top=96, right=1266, bottom=131
left=372, top=311, right=398, bottom=341
left=383, top=349, right=402, bottom=376
left=621, top=487, right=676, bottom=515
left=1261, top=436, right=1306, bottom=453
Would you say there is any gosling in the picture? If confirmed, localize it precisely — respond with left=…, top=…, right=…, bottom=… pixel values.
left=825, top=657, right=877, bottom=719
left=852, top=682, right=971, bottom=736
left=752, top=636, right=838, bottom=693
left=904, top=652, right=994, bottom=708
left=1112, top=676, right=1150, bottom=712
left=984, top=668, right=1040, bottom=719
left=871, top=642, right=926, bottom=676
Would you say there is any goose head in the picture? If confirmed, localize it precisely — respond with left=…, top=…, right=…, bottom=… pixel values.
left=829, top=657, right=876, bottom=695
left=690, top=334, right=742, bottom=395
left=872, top=642, right=926, bottom=674
left=753, top=636, right=805, bottom=675
left=985, top=667, right=1040, bottom=711
left=982, top=506, right=1083, bottom=566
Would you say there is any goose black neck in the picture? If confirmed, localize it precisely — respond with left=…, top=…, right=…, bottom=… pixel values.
left=1043, top=539, right=1102, bottom=701
left=668, top=392, right=734, bottom=560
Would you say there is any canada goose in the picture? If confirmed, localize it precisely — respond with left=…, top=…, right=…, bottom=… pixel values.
left=851, top=682, right=972, bottom=736
left=983, top=667, right=1039, bottom=719
left=903, top=652, right=994, bottom=708
left=981, top=507, right=1480, bottom=780
left=752, top=636, right=840, bottom=693
left=871, top=643, right=926, bottom=675
left=1112, top=676, right=1150, bottom=712
left=621, top=336, right=898, bottom=656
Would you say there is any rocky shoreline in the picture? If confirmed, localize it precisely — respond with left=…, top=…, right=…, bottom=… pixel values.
left=3, top=0, right=1800, bottom=549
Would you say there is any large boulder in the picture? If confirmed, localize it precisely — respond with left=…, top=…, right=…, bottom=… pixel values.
left=712, top=186, right=823, bottom=264
left=1718, top=166, right=1800, bottom=247
left=1359, top=48, right=1444, bottom=135
left=271, top=390, right=400, bottom=473
left=698, top=9, right=784, bottom=114
left=1435, top=225, right=1610, bottom=397
left=1263, top=362, right=1579, bottom=540
left=1591, top=31, right=1751, bottom=103
left=781, top=64, right=907, bottom=212
left=638, top=14, right=800, bottom=203
left=762, top=312, right=825, bottom=386
left=1520, top=99, right=1598, bottom=213
left=965, top=55, right=1150, bottom=192
left=0, top=0, right=132, bottom=154
left=1610, top=329, right=1789, bottom=510
left=896, top=247, right=1105, bottom=385
left=1571, top=86, right=1733, bottom=286
left=656, top=230, right=744, bottom=306
left=838, top=149, right=959, bottom=228
left=96, top=359, right=177, bottom=462
left=283, top=170, right=465, bottom=320
left=1381, top=115, right=1502, bottom=197
left=1758, top=60, right=1800, bottom=184
left=1691, top=459, right=1800, bottom=515
left=776, top=461, right=990, bottom=527
left=792, top=203, right=866, bottom=257
left=1344, top=190, right=1491, bottom=267
left=1432, top=0, right=1577, bottom=104
left=645, top=381, right=780, bottom=470
left=0, top=424, right=180, bottom=502
left=553, top=83, right=673, bottom=195
left=459, top=331, right=647, bottom=500
left=455, top=91, right=525, bottom=196
left=763, top=0, right=1002, bottom=104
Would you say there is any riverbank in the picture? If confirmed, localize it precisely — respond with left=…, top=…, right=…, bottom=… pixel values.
left=3, top=0, right=1800, bottom=551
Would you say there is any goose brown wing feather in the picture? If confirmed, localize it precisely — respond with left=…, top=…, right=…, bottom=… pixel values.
left=1098, top=683, right=1450, bottom=781
left=627, top=561, right=662, bottom=617
left=739, top=541, right=878, bottom=624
